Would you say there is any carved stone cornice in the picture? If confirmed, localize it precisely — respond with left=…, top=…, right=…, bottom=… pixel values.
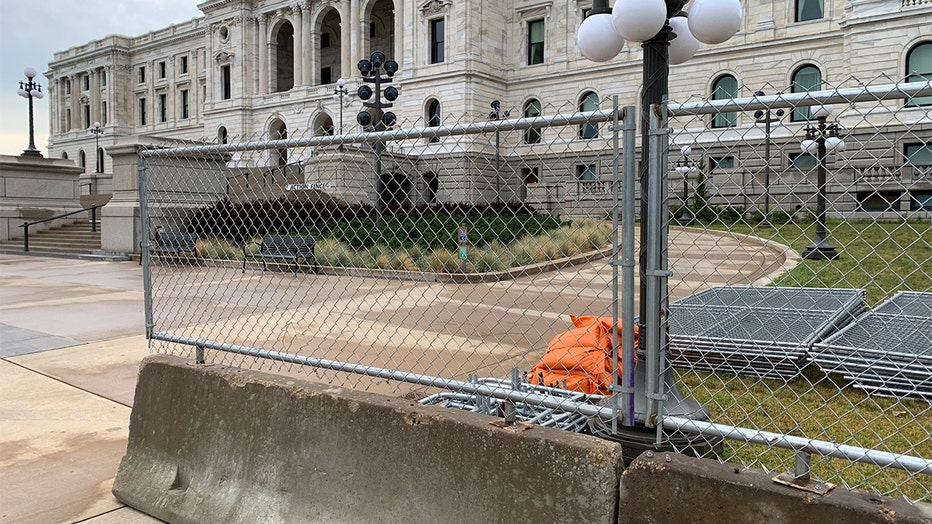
left=420, top=0, right=451, bottom=16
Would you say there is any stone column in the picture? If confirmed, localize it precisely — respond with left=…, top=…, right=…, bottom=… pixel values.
left=293, top=8, right=304, bottom=88
left=341, top=0, right=352, bottom=79
left=70, top=74, right=80, bottom=131
left=302, top=2, right=312, bottom=86
left=350, top=0, right=360, bottom=67
left=259, top=14, right=269, bottom=95
left=394, top=4, right=404, bottom=67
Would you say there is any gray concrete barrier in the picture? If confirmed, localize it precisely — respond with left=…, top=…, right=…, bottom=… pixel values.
left=619, top=451, right=932, bottom=523
left=113, top=355, right=625, bottom=523
left=114, top=354, right=931, bottom=523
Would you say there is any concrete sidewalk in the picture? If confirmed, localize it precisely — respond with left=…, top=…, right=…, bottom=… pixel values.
left=0, top=230, right=795, bottom=523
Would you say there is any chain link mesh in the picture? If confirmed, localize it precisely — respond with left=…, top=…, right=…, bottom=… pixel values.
left=141, top=77, right=931, bottom=501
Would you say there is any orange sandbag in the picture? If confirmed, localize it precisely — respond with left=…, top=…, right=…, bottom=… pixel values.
left=527, top=315, right=638, bottom=395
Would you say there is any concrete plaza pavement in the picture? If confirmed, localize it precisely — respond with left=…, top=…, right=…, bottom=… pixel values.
left=0, top=228, right=796, bottom=523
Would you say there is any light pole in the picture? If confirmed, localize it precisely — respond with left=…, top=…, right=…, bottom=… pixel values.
left=754, top=91, right=784, bottom=228
left=356, top=51, right=399, bottom=223
left=674, top=145, right=698, bottom=225
left=800, top=104, right=844, bottom=260
left=489, top=100, right=510, bottom=204
left=90, top=121, right=104, bottom=174
left=333, top=78, right=351, bottom=150
left=577, top=0, right=742, bottom=446
left=17, top=67, right=45, bottom=158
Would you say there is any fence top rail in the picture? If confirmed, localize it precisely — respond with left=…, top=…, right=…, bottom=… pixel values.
left=669, top=80, right=932, bottom=117
left=140, top=109, right=623, bottom=158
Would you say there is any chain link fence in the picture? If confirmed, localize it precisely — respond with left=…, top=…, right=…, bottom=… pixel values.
left=139, top=76, right=931, bottom=502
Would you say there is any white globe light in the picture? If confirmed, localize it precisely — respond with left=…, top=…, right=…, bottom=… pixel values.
left=612, top=0, right=667, bottom=43
left=336, top=78, right=346, bottom=88
left=18, top=88, right=28, bottom=98
left=23, top=67, right=37, bottom=79
left=801, top=139, right=818, bottom=154
left=578, top=13, right=625, bottom=62
left=825, top=136, right=845, bottom=152
left=680, top=145, right=693, bottom=155
left=812, top=104, right=833, bottom=119
left=689, top=165, right=699, bottom=173
left=31, top=89, right=43, bottom=99
left=688, top=0, right=743, bottom=45
left=675, top=166, right=690, bottom=175
left=669, top=17, right=700, bottom=65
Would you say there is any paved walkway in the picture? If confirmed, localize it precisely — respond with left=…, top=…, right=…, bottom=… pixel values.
left=0, top=230, right=796, bottom=523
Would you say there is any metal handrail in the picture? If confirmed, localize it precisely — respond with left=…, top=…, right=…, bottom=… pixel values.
left=19, top=203, right=103, bottom=252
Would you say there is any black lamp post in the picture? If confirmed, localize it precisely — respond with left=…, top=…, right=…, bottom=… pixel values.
left=577, top=0, right=742, bottom=450
left=356, top=51, right=399, bottom=222
left=754, top=91, right=784, bottom=228
left=489, top=100, right=510, bottom=204
left=90, top=121, right=104, bottom=174
left=801, top=104, right=844, bottom=260
left=675, top=145, right=698, bottom=225
left=17, top=67, right=45, bottom=158
left=334, top=78, right=351, bottom=149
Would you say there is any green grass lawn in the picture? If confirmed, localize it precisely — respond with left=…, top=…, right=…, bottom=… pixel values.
left=685, top=219, right=932, bottom=500
left=721, top=220, right=931, bottom=305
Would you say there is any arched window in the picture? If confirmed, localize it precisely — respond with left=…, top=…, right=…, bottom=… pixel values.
left=218, top=126, right=228, bottom=144
left=314, top=114, right=335, bottom=136
left=791, top=65, right=822, bottom=121
left=906, top=42, right=932, bottom=107
left=711, top=75, right=738, bottom=128
left=274, top=21, right=295, bottom=92
left=523, top=99, right=542, bottom=144
left=78, top=149, right=86, bottom=170
left=61, top=151, right=69, bottom=160
left=427, top=99, right=441, bottom=143
left=270, top=120, right=288, bottom=167
left=579, top=91, right=599, bottom=139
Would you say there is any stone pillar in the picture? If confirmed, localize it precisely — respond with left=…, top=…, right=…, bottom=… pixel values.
left=70, top=74, right=80, bottom=131
left=350, top=0, right=360, bottom=68
left=293, top=8, right=304, bottom=87
left=258, top=15, right=269, bottom=95
left=394, top=4, right=404, bottom=67
left=100, top=142, right=144, bottom=254
left=302, top=2, right=312, bottom=86
left=341, top=0, right=352, bottom=79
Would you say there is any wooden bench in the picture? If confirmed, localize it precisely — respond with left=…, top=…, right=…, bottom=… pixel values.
left=242, top=234, right=317, bottom=276
left=150, top=232, right=199, bottom=262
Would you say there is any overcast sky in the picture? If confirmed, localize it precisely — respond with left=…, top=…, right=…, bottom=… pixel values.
left=0, top=0, right=204, bottom=157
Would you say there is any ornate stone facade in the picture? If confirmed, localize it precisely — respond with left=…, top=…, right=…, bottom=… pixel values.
left=45, top=0, right=931, bottom=212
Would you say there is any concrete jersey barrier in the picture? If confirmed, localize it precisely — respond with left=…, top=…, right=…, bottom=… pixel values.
left=113, top=354, right=625, bottom=523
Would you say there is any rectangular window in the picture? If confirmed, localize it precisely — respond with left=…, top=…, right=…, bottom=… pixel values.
left=66, top=108, right=71, bottom=130
left=791, top=152, right=817, bottom=170
left=221, top=65, right=232, bottom=100
left=528, top=20, right=545, bottom=65
left=180, top=55, right=189, bottom=74
left=158, top=61, right=166, bottom=79
left=181, top=90, right=189, bottom=119
left=320, top=66, right=332, bottom=85
left=905, top=143, right=932, bottom=180
left=101, top=101, right=108, bottom=126
left=430, top=19, right=445, bottom=64
left=796, top=0, right=823, bottom=22
left=101, top=71, right=107, bottom=87
left=370, top=22, right=377, bottom=38
left=576, top=164, right=598, bottom=181
left=83, top=105, right=90, bottom=128
left=158, top=93, right=167, bottom=123
left=139, top=98, right=147, bottom=125
left=321, top=33, right=331, bottom=48
left=711, top=156, right=736, bottom=172
left=138, top=66, right=146, bottom=84
left=82, top=75, right=90, bottom=91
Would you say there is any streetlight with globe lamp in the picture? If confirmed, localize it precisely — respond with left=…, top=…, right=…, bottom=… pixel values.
left=576, top=0, right=742, bottom=445
left=674, top=145, right=699, bottom=225
left=800, top=104, right=845, bottom=260
left=333, top=78, right=352, bottom=149
left=90, top=122, right=104, bottom=174
left=17, top=67, right=45, bottom=158
left=754, top=91, right=785, bottom=228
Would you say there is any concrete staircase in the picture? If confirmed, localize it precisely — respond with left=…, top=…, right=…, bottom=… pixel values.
left=0, top=220, right=104, bottom=258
